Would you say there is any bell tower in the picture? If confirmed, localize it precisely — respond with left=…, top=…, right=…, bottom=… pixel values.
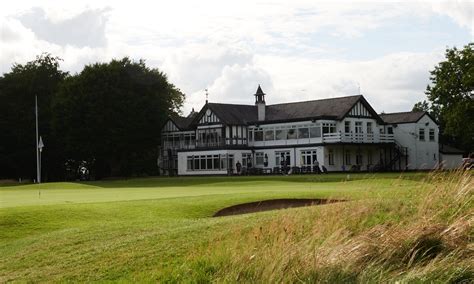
left=254, top=85, right=266, bottom=121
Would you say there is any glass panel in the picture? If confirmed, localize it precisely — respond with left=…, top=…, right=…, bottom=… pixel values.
left=298, top=127, right=309, bottom=139
left=275, top=129, right=287, bottom=140
left=287, top=129, right=297, bottom=139
left=254, top=129, right=263, bottom=141
left=256, top=153, right=264, bottom=165
left=310, top=126, right=321, bottom=138
left=265, top=129, right=275, bottom=141
left=345, top=121, right=351, bottom=132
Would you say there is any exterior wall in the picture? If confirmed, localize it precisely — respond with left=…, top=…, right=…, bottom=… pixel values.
left=440, top=153, right=463, bottom=169
left=323, top=145, right=385, bottom=172
left=178, top=149, right=242, bottom=175
left=248, top=117, right=387, bottom=148
left=252, top=146, right=324, bottom=168
left=390, top=114, right=439, bottom=170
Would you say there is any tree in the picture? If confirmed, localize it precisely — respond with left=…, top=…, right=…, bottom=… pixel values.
left=412, top=100, right=430, bottom=113
left=52, top=57, right=184, bottom=179
left=416, top=43, right=473, bottom=153
left=0, top=54, right=67, bottom=180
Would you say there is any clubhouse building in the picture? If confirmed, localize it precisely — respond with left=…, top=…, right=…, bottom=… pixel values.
left=159, top=86, right=442, bottom=176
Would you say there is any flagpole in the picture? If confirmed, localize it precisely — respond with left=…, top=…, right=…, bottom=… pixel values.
left=35, top=95, right=40, bottom=184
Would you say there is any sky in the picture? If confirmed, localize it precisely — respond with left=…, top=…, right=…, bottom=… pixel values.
left=0, top=0, right=473, bottom=115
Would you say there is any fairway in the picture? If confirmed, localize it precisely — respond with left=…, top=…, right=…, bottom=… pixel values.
left=1, top=172, right=472, bottom=282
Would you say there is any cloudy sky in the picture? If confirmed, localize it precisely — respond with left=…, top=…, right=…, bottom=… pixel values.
left=1, top=1, right=472, bottom=114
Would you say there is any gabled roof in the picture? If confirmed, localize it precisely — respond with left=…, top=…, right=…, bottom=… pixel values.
left=193, top=95, right=382, bottom=125
left=379, top=111, right=427, bottom=124
left=207, top=103, right=257, bottom=124
left=169, top=114, right=196, bottom=130
left=263, top=95, right=365, bottom=123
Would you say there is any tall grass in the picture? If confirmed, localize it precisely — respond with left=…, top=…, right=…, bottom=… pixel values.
left=186, top=170, right=473, bottom=283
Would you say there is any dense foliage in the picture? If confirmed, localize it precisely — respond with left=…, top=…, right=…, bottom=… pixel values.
left=0, top=54, right=67, bottom=180
left=415, top=43, right=474, bottom=153
left=0, top=55, right=184, bottom=180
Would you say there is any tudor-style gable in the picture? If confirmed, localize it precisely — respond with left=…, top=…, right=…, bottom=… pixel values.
left=162, top=119, right=180, bottom=132
left=348, top=101, right=371, bottom=117
left=343, top=96, right=383, bottom=123
left=198, top=107, right=221, bottom=124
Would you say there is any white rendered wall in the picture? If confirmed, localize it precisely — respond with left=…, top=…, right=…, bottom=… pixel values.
left=440, top=154, right=463, bottom=169
left=178, top=149, right=243, bottom=175
left=391, top=114, right=439, bottom=170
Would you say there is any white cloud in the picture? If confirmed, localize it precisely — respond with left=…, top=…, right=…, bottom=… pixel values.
left=430, top=0, right=474, bottom=34
left=17, top=7, right=111, bottom=48
left=253, top=50, right=444, bottom=113
left=0, top=0, right=470, bottom=115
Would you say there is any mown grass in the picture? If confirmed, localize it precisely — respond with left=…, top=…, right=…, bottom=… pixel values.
left=0, top=172, right=472, bottom=282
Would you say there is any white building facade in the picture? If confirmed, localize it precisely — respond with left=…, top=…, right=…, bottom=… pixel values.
left=159, top=86, right=440, bottom=176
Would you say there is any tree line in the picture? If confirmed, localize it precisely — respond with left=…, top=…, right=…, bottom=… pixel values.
left=413, top=43, right=473, bottom=154
left=0, top=55, right=184, bottom=181
left=1, top=44, right=472, bottom=181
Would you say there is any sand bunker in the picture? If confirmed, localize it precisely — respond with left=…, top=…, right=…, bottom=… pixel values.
left=213, top=198, right=344, bottom=217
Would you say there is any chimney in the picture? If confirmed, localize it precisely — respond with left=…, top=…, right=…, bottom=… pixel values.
left=254, top=85, right=266, bottom=121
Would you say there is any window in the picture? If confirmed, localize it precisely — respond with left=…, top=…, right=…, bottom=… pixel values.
left=287, top=128, right=297, bottom=139
left=345, top=150, right=351, bottom=165
left=254, top=128, right=263, bottom=141
left=429, top=129, right=435, bottom=141
left=255, top=152, right=264, bottom=166
left=200, top=156, right=206, bottom=169
left=388, top=126, right=393, bottom=135
left=194, top=157, right=200, bottom=170
left=264, top=129, right=275, bottom=141
left=187, top=156, right=193, bottom=170
left=322, top=123, right=336, bottom=134
left=219, top=154, right=234, bottom=169
left=301, top=150, right=317, bottom=166
left=355, top=122, right=363, bottom=133
left=190, top=155, right=221, bottom=171
left=275, top=128, right=287, bottom=140
left=213, top=155, right=220, bottom=169
left=310, top=125, right=321, bottom=138
left=419, top=128, right=425, bottom=141
left=356, top=152, right=363, bottom=165
left=298, top=127, right=309, bottom=139
left=242, top=153, right=252, bottom=167
left=366, top=122, right=373, bottom=134
left=345, top=121, right=351, bottom=133
left=276, top=151, right=290, bottom=166
left=249, top=129, right=253, bottom=142
left=367, top=150, right=373, bottom=165
left=328, top=149, right=334, bottom=165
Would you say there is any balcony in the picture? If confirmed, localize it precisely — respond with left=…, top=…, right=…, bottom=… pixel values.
left=161, top=141, right=196, bottom=150
left=322, top=132, right=394, bottom=144
left=163, top=137, right=248, bottom=150
left=196, top=137, right=248, bottom=148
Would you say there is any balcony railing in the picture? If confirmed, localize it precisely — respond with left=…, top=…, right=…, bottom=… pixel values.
left=163, top=137, right=248, bottom=150
left=322, top=132, right=394, bottom=143
left=162, top=141, right=196, bottom=150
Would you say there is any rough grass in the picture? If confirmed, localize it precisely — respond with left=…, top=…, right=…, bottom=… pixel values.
left=184, top=171, right=473, bottom=283
left=0, top=172, right=472, bottom=282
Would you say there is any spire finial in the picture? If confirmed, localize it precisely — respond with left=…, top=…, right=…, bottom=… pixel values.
left=254, top=84, right=265, bottom=104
